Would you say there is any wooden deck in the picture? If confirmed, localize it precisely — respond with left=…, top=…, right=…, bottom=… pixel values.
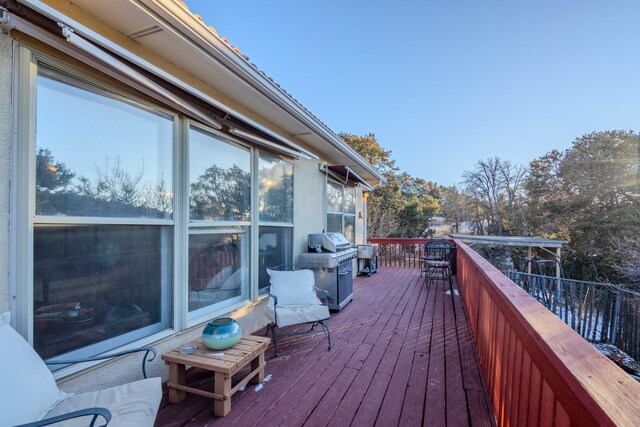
left=154, top=267, right=496, bottom=426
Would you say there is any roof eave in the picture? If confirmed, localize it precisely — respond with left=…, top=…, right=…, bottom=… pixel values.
left=141, top=0, right=384, bottom=184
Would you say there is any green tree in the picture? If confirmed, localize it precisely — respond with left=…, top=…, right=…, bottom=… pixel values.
left=338, top=132, right=396, bottom=174
left=340, top=133, right=442, bottom=237
left=526, top=130, right=640, bottom=283
left=525, top=149, right=568, bottom=239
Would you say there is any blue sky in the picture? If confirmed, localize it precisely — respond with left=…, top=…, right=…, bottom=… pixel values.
left=184, top=1, right=639, bottom=186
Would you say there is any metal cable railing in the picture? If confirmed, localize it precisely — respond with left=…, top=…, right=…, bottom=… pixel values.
left=507, top=270, right=640, bottom=361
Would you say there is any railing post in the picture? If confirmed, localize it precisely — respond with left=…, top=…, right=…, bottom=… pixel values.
left=611, top=292, right=621, bottom=344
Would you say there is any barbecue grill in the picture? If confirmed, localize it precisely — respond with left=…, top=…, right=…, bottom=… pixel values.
left=298, top=233, right=357, bottom=310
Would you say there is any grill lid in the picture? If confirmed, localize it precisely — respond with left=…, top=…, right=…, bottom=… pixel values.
left=308, top=233, right=352, bottom=253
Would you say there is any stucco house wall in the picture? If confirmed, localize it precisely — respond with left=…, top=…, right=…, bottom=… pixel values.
left=0, top=33, right=11, bottom=313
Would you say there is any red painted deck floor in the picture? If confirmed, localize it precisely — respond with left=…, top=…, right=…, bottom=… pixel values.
left=154, top=267, right=496, bottom=427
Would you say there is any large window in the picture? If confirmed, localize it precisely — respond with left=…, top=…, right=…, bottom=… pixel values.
left=327, top=182, right=356, bottom=243
left=33, top=67, right=173, bottom=360
left=258, top=154, right=293, bottom=291
left=188, top=126, right=250, bottom=314
left=16, top=52, right=297, bottom=363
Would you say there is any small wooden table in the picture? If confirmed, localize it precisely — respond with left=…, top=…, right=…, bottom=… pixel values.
left=162, top=335, right=270, bottom=417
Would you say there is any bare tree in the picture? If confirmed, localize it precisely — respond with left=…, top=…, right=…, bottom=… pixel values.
left=367, top=205, right=400, bottom=238
left=463, top=157, right=528, bottom=236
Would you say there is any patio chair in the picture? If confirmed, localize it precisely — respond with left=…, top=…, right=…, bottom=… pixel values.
left=424, top=240, right=453, bottom=287
left=0, top=312, right=161, bottom=427
left=420, top=238, right=449, bottom=276
left=265, top=266, right=332, bottom=356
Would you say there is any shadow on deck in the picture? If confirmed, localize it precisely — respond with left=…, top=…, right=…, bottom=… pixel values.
left=154, top=267, right=496, bottom=426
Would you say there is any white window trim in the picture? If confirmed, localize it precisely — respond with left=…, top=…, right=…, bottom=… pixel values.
left=185, top=122, right=254, bottom=325
left=257, top=153, right=294, bottom=293
left=326, top=179, right=357, bottom=242
left=12, top=46, right=180, bottom=345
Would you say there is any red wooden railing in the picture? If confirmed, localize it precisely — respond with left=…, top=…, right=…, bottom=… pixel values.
left=367, top=238, right=427, bottom=268
left=455, top=239, right=640, bottom=426
left=367, top=238, right=457, bottom=272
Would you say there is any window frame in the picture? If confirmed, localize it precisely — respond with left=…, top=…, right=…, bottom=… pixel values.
left=186, top=123, right=253, bottom=323
left=257, top=153, right=294, bottom=293
left=326, top=179, right=357, bottom=243
left=13, top=49, right=178, bottom=359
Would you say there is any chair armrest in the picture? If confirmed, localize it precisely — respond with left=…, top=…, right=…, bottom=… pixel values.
left=46, top=347, right=157, bottom=379
left=315, top=287, right=331, bottom=301
left=265, top=287, right=279, bottom=306
left=15, top=407, right=111, bottom=427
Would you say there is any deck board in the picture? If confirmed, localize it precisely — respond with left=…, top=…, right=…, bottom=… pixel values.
left=154, top=267, right=495, bottom=426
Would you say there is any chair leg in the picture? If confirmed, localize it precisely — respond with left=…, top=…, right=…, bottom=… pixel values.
left=268, top=323, right=279, bottom=357
left=319, top=320, right=331, bottom=351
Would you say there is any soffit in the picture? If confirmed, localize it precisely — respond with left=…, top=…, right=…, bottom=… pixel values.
left=65, top=0, right=382, bottom=185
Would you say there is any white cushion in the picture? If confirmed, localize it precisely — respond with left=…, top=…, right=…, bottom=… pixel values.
left=0, top=312, right=70, bottom=427
left=266, top=304, right=330, bottom=327
left=266, top=269, right=321, bottom=306
left=46, top=377, right=162, bottom=427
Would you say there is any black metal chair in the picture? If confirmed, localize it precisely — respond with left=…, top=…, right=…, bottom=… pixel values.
left=420, top=238, right=449, bottom=276
left=424, top=240, right=453, bottom=287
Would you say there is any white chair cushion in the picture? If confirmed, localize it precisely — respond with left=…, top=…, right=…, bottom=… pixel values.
left=0, top=312, right=70, bottom=427
left=45, top=377, right=162, bottom=427
left=266, top=269, right=321, bottom=306
left=266, top=304, right=330, bottom=327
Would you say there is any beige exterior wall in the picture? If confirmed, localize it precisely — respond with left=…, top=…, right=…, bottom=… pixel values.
left=0, top=34, right=12, bottom=313
left=355, top=186, right=366, bottom=246
left=293, top=160, right=326, bottom=256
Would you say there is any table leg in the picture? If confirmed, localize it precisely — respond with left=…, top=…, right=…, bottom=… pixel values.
left=250, top=351, right=265, bottom=384
left=168, top=363, right=186, bottom=403
left=214, top=372, right=231, bottom=417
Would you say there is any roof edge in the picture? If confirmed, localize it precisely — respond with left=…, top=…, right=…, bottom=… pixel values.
left=144, top=0, right=384, bottom=183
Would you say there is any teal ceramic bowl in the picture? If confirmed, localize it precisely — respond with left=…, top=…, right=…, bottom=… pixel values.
left=201, top=317, right=242, bottom=350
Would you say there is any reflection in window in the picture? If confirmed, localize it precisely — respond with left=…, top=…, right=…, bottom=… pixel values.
left=327, top=182, right=343, bottom=213
left=36, top=68, right=174, bottom=219
left=189, top=127, right=251, bottom=222
left=258, top=153, right=293, bottom=293
left=259, top=155, right=293, bottom=223
left=188, top=231, right=248, bottom=312
left=326, top=183, right=357, bottom=243
left=327, top=213, right=342, bottom=234
left=33, top=225, right=171, bottom=360
left=33, top=67, right=174, bottom=361
left=258, top=227, right=293, bottom=290
left=188, top=126, right=251, bottom=314
left=344, top=187, right=356, bottom=215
